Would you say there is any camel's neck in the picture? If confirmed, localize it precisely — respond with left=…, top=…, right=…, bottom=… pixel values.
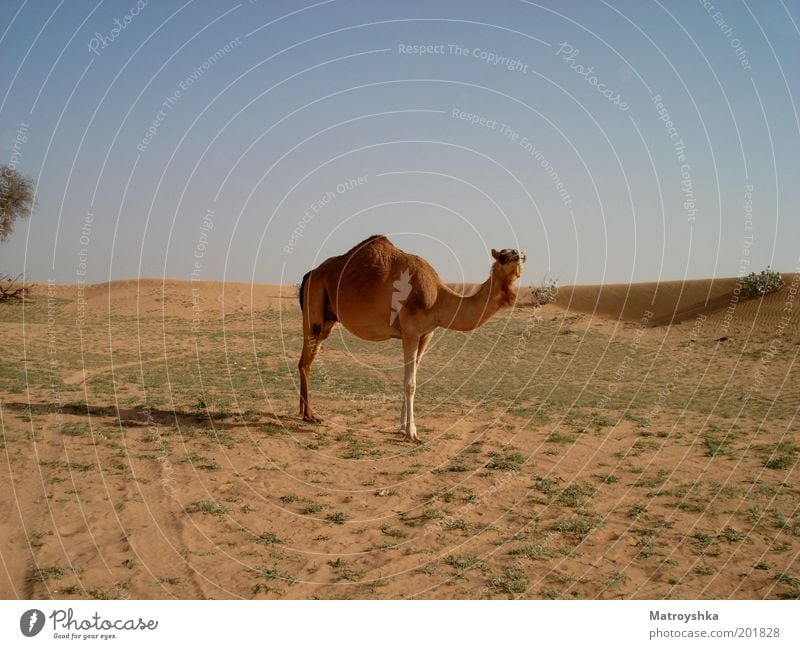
left=436, top=272, right=517, bottom=331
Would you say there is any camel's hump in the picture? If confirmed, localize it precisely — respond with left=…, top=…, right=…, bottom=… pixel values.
left=348, top=234, right=392, bottom=251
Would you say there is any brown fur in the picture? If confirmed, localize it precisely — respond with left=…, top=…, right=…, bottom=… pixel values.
left=297, top=235, right=525, bottom=440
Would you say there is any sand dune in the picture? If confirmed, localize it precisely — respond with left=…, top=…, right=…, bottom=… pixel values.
left=35, top=274, right=800, bottom=339
left=38, top=278, right=296, bottom=319
left=454, top=274, right=800, bottom=338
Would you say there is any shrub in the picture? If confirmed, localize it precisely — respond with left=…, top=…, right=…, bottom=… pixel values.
left=741, top=267, right=784, bottom=297
left=195, top=393, right=213, bottom=409
left=531, top=277, right=559, bottom=306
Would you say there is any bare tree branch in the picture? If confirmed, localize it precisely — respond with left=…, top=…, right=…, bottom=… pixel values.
left=0, top=274, right=29, bottom=301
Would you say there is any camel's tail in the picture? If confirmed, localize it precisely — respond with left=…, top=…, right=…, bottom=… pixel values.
left=298, top=271, right=310, bottom=311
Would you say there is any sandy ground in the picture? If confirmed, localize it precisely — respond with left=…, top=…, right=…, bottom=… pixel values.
left=0, top=274, right=798, bottom=599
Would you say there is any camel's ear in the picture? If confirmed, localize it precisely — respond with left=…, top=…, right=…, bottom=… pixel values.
left=491, top=249, right=500, bottom=260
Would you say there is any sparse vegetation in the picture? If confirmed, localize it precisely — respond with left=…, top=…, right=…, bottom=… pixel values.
left=604, top=570, right=630, bottom=590
left=704, top=436, right=729, bottom=457
left=509, top=545, right=552, bottom=560
left=490, top=567, right=529, bottom=595
left=694, top=566, right=716, bottom=576
left=446, top=554, right=485, bottom=574
left=327, top=558, right=365, bottom=582
left=325, top=511, right=348, bottom=525
left=775, top=573, right=800, bottom=599
left=720, top=527, right=746, bottom=543
left=553, top=516, right=600, bottom=540
left=184, top=500, right=228, bottom=517
left=260, top=422, right=286, bottom=437
left=485, top=451, right=526, bottom=471
left=741, top=267, right=784, bottom=297
left=557, top=483, right=596, bottom=508
left=764, top=455, right=795, bottom=470
left=628, top=503, right=648, bottom=518
left=87, top=582, right=130, bottom=600
left=760, top=441, right=798, bottom=470
left=530, top=276, right=559, bottom=306
left=256, top=532, right=283, bottom=546
left=38, top=460, right=93, bottom=472
left=179, top=452, right=221, bottom=471
left=380, top=525, right=407, bottom=539
left=32, top=566, right=66, bottom=582
left=251, top=566, right=297, bottom=585
left=195, top=393, right=214, bottom=410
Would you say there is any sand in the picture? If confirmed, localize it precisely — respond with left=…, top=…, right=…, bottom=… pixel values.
left=0, top=274, right=797, bottom=599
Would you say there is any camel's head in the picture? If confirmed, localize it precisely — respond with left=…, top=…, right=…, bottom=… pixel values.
left=491, top=248, right=526, bottom=280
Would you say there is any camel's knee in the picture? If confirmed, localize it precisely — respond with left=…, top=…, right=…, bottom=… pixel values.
left=404, top=378, right=416, bottom=396
left=299, top=338, right=319, bottom=369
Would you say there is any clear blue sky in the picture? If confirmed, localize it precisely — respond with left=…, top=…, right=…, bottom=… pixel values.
left=1, top=0, right=798, bottom=286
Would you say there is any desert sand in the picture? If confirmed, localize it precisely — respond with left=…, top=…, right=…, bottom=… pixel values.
left=0, top=274, right=797, bottom=599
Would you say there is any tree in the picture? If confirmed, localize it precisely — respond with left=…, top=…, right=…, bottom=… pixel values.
left=0, top=164, right=35, bottom=244
left=0, top=165, right=35, bottom=301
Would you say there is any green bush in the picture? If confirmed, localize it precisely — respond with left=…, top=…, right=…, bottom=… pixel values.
left=741, top=267, right=784, bottom=297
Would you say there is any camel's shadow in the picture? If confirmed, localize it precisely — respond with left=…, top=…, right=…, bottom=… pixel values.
left=3, top=401, right=432, bottom=446
left=1, top=400, right=308, bottom=435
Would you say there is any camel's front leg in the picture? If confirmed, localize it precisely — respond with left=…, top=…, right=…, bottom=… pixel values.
left=398, top=394, right=407, bottom=436
left=298, top=335, right=321, bottom=423
left=399, top=331, right=433, bottom=439
left=298, top=320, right=334, bottom=424
left=401, top=333, right=421, bottom=443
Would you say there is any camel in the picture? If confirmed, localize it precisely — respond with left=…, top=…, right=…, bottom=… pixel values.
left=298, top=235, right=526, bottom=442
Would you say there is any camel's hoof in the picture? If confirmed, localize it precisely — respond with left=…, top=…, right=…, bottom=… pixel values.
left=303, top=415, right=323, bottom=424
left=403, top=435, right=423, bottom=445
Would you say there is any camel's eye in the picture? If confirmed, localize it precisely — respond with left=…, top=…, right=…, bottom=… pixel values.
left=500, top=250, right=523, bottom=263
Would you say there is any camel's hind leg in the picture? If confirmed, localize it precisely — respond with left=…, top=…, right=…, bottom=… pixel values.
left=298, top=276, right=334, bottom=423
